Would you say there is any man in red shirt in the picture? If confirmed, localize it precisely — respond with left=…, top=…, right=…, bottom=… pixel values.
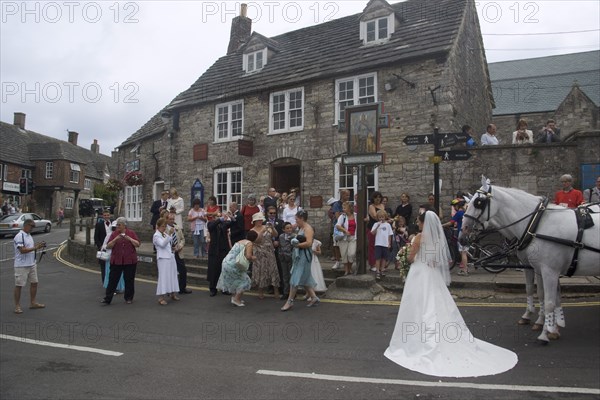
left=554, top=174, right=583, bottom=208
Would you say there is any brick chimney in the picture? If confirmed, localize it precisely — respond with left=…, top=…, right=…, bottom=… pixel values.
left=227, top=3, right=251, bottom=55
left=68, top=131, right=79, bottom=146
left=13, top=112, right=26, bottom=129
left=91, top=139, right=100, bottom=154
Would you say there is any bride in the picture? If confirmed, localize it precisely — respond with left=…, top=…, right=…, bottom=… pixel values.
left=384, top=211, right=518, bottom=377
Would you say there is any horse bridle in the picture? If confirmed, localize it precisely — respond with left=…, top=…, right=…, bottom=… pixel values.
left=463, top=187, right=493, bottom=229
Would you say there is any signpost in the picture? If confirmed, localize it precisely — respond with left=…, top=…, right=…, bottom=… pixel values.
left=402, top=130, right=472, bottom=211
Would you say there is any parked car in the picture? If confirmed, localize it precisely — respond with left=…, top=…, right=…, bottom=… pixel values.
left=0, top=213, right=52, bottom=238
left=79, top=198, right=105, bottom=217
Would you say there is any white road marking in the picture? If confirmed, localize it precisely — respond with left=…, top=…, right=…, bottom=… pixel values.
left=1, top=334, right=123, bottom=357
left=256, top=370, right=600, bottom=395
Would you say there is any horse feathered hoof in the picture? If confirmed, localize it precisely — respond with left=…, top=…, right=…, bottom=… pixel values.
left=518, top=318, right=531, bottom=325
left=548, top=332, right=560, bottom=340
left=532, top=323, right=543, bottom=331
left=537, top=338, right=550, bottom=346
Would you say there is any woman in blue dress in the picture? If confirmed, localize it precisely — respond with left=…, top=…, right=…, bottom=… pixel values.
left=217, top=230, right=258, bottom=307
left=281, top=210, right=320, bottom=311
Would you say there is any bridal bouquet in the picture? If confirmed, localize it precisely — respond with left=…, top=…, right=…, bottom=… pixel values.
left=396, top=244, right=412, bottom=281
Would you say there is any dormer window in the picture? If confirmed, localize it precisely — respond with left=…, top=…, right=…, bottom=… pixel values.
left=243, top=48, right=267, bottom=73
left=360, top=14, right=395, bottom=44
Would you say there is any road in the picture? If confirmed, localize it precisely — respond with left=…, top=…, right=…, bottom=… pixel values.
left=1, top=227, right=599, bottom=399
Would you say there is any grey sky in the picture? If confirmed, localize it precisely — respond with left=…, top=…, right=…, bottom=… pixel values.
left=1, top=1, right=598, bottom=155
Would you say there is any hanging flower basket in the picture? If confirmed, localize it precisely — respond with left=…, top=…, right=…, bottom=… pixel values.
left=105, top=178, right=124, bottom=192
left=124, top=171, right=143, bottom=186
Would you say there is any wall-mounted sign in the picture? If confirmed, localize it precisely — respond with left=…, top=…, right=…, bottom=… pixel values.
left=125, top=159, right=140, bottom=172
left=193, top=144, right=208, bottom=161
left=238, top=140, right=253, bottom=157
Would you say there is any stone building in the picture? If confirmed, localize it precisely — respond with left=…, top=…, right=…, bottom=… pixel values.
left=489, top=50, right=599, bottom=143
left=116, top=0, right=494, bottom=237
left=0, top=113, right=114, bottom=219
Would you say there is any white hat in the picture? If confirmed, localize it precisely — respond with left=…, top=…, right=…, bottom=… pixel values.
left=251, top=212, right=265, bottom=223
left=326, top=197, right=337, bottom=206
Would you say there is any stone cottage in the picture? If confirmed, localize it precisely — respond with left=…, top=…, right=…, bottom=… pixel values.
left=116, top=0, right=494, bottom=237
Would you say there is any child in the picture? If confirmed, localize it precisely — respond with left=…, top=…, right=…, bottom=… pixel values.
left=391, top=216, right=409, bottom=270
left=370, top=209, right=393, bottom=279
left=443, top=199, right=468, bottom=276
left=278, top=222, right=294, bottom=299
left=310, top=239, right=327, bottom=293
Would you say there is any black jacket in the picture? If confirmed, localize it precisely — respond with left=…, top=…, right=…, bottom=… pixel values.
left=94, top=218, right=112, bottom=249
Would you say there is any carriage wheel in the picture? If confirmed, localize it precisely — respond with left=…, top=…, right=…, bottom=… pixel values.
left=481, top=244, right=507, bottom=273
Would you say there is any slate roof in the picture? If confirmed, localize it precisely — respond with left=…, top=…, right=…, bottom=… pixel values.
left=167, top=0, right=467, bottom=110
left=119, top=111, right=166, bottom=147
left=488, top=50, right=600, bottom=115
left=120, top=0, right=469, bottom=148
left=0, top=121, right=113, bottom=180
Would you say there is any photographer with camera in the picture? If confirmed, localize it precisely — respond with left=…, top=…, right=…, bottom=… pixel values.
left=535, top=119, right=561, bottom=143
left=13, top=219, right=46, bottom=314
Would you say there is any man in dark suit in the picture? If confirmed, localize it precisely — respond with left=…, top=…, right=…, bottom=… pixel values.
left=207, top=216, right=232, bottom=296
left=227, top=201, right=245, bottom=244
left=150, top=191, right=170, bottom=229
left=94, top=209, right=113, bottom=284
left=263, top=187, right=278, bottom=216
left=535, top=119, right=561, bottom=143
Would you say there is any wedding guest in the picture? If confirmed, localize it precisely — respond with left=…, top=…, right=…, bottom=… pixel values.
left=167, top=188, right=185, bottom=227
left=101, top=221, right=124, bottom=293
left=205, top=196, right=221, bottom=222
left=371, top=209, right=393, bottom=280
left=94, top=210, right=113, bottom=284
left=206, top=214, right=232, bottom=296
left=241, top=194, right=260, bottom=235
left=281, top=210, right=319, bottom=311
left=512, top=119, right=534, bottom=144
left=102, top=217, right=140, bottom=305
left=366, top=191, right=386, bottom=271
left=393, top=193, right=412, bottom=224
left=217, top=230, right=258, bottom=307
left=310, top=238, right=327, bottom=293
left=554, top=174, right=583, bottom=208
left=250, top=212, right=280, bottom=299
left=188, top=199, right=207, bottom=258
left=583, top=176, right=600, bottom=203
left=227, top=201, right=245, bottom=244
left=336, top=201, right=357, bottom=276
left=536, top=119, right=561, bottom=143
left=278, top=222, right=294, bottom=300
left=282, top=196, right=300, bottom=228
left=167, top=211, right=191, bottom=294
left=150, top=190, right=170, bottom=230
left=153, top=218, right=180, bottom=305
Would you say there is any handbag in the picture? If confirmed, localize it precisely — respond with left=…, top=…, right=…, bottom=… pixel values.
left=235, top=245, right=250, bottom=271
left=96, top=250, right=109, bottom=261
left=333, top=215, right=347, bottom=242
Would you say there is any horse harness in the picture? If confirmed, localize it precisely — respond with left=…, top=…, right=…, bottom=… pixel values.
left=466, top=186, right=600, bottom=277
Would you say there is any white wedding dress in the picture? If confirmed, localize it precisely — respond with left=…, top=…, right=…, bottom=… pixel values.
left=384, top=212, right=518, bottom=378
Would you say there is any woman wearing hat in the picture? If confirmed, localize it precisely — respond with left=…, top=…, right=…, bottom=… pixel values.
left=250, top=212, right=280, bottom=299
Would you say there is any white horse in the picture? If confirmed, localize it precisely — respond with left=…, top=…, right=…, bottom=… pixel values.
left=460, top=177, right=600, bottom=342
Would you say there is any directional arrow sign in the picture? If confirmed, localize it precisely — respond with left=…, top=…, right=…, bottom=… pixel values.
left=403, top=134, right=434, bottom=146
left=452, top=132, right=469, bottom=142
left=440, top=134, right=458, bottom=147
left=440, top=150, right=472, bottom=161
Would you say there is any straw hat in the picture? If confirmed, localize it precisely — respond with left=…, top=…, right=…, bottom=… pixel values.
left=251, top=212, right=265, bottom=223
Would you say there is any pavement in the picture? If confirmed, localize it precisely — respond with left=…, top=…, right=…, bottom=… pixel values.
left=70, top=229, right=600, bottom=298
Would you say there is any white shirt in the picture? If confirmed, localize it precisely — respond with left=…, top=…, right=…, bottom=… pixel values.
left=481, top=133, right=499, bottom=145
left=282, top=205, right=299, bottom=225
left=14, top=230, right=35, bottom=267
left=371, top=222, right=393, bottom=247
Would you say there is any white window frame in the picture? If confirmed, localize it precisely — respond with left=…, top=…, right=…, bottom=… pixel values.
left=360, top=14, right=394, bottom=45
left=269, top=87, right=304, bottom=134
left=84, top=178, right=92, bottom=191
left=334, top=73, right=378, bottom=124
left=215, top=100, right=244, bottom=142
left=65, top=197, right=74, bottom=209
left=69, top=163, right=80, bottom=184
left=333, top=158, right=378, bottom=206
left=125, top=185, right=143, bottom=221
left=243, top=48, right=267, bottom=74
left=0, top=164, right=4, bottom=180
left=45, top=162, right=53, bottom=179
left=213, top=166, right=243, bottom=210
